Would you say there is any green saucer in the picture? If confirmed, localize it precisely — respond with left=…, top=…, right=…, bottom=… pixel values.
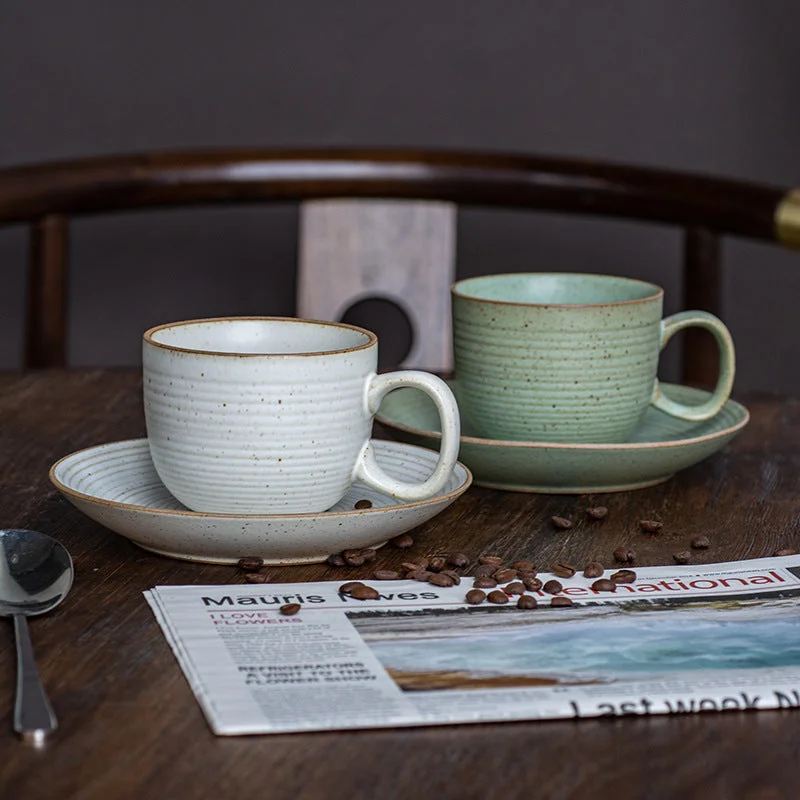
left=376, top=381, right=749, bottom=494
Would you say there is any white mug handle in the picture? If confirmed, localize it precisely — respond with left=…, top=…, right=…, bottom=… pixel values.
left=354, top=371, right=461, bottom=501
left=651, top=310, right=736, bottom=421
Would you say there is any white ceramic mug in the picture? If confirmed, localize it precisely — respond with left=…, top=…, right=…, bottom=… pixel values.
left=142, top=317, right=461, bottom=514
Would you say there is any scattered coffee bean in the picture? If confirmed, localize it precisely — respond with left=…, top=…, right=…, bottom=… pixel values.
left=428, top=573, right=456, bottom=588
left=551, top=516, right=574, bottom=530
left=350, top=584, right=380, bottom=601
left=487, top=590, right=510, bottom=605
left=354, top=499, right=373, bottom=510
left=479, top=555, right=504, bottom=566
left=775, top=548, right=798, bottom=557
left=493, top=568, right=518, bottom=583
left=583, top=562, right=604, bottom=579
left=237, top=556, right=264, bottom=571
left=280, top=603, right=301, bottom=616
left=428, top=556, right=446, bottom=573
left=672, top=550, right=691, bottom=564
left=523, top=576, right=543, bottom=592
left=410, top=556, right=431, bottom=570
left=390, top=533, right=414, bottom=549
left=401, top=561, right=423, bottom=572
left=446, top=552, right=469, bottom=568
left=339, top=581, right=365, bottom=595
left=327, top=553, right=347, bottom=567
left=359, top=549, right=377, bottom=563
left=473, top=564, right=498, bottom=578
left=473, top=576, right=498, bottom=589
left=466, top=589, right=486, bottom=605
left=551, top=596, right=574, bottom=607
left=517, top=595, right=538, bottom=610
left=511, top=559, right=536, bottom=571
left=407, top=570, right=433, bottom=582
left=373, top=570, right=399, bottom=581
left=591, top=579, right=617, bottom=592
left=441, top=570, right=462, bottom=585
left=551, top=563, right=576, bottom=579
left=504, top=581, right=525, bottom=595
left=586, top=506, right=608, bottom=520
left=691, top=535, right=710, bottom=549
left=543, top=579, right=563, bottom=595
left=244, top=573, right=269, bottom=584
left=639, top=520, right=663, bottom=533
left=609, top=569, right=636, bottom=584
left=343, top=552, right=365, bottom=567
left=613, top=547, right=635, bottom=564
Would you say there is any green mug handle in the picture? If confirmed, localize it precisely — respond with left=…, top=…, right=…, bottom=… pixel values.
left=651, top=310, right=736, bottom=422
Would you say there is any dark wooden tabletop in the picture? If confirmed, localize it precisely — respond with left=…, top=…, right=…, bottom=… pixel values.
left=1, top=369, right=799, bottom=800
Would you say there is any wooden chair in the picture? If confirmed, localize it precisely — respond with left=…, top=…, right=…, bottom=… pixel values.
left=0, top=148, right=798, bottom=384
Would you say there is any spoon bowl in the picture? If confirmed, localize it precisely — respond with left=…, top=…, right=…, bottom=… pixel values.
left=0, top=529, right=74, bottom=745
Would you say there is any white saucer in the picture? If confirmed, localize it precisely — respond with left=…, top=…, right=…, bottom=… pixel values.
left=50, top=439, right=472, bottom=565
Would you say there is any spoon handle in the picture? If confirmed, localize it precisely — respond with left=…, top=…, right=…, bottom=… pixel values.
left=12, top=614, right=57, bottom=745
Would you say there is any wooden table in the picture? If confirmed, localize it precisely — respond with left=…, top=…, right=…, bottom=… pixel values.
left=1, top=370, right=799, bottom=799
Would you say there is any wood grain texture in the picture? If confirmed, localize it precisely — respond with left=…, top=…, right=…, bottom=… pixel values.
left=299, top=200, right=456, bottom=371
left=0, top=370, right=799, bottom=799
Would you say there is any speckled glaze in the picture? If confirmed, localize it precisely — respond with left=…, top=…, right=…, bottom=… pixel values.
left=143, top=317, right=460, bottom=514
left=452, top=274, right=735, bottom=443
left=48, top=439, right=472, bottom=564
left=376, top=381, right=749, bottom=493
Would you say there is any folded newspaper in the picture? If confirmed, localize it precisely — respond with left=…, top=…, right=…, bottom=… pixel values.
left=145, top=555, right=800, bottom=736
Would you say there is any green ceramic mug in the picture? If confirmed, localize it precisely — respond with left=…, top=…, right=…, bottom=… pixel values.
left=451, top=273, right=736, bottom=443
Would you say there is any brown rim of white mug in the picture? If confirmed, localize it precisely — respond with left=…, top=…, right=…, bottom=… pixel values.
left=143, top=316, right=378, bottom=358
left=451, top=272, right=664, bottom=309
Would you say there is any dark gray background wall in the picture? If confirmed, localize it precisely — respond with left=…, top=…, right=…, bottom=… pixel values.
left=2, top=1, right=798, bottom=393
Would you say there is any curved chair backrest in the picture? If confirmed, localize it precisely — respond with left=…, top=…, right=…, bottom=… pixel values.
left=0, top=148, right=797, bottom=383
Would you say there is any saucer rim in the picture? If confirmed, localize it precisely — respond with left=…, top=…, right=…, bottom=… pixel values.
left=49, top=438, right=473, bottom=521
left=376, top=381, right=750, bottom=451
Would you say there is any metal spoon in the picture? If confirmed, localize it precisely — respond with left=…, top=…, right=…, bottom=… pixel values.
left=0, top=529, right=73, bottom=745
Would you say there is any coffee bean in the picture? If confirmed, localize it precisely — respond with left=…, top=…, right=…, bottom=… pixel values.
left=428, top=556, right=446, bottom=573
left=373, top=570, right=399, bottom=580
left=354, top=499, right=373, bottom=510
left=517, top=595, right=538, bottom=609
left=493, top=568, right=518, bottom=583
left=523, top=576, right=543, bottom=592
left=465, top=589, right=486, bottom=605
left=583, top=562, right=604, bottom=579
left=511, top=559, right=536, bottom=572
left=327, top=553, right=346, bottom=567
left=407, top=570, right=432, bottom=582
left=446, top=552, right=469, bottom=568
left=441, top=570, right=462, bottom=585
left=613, top=547, right=635, bottom=564
left=543, top=579, right=563, bottom=595
left=339, top=581, right=365, bottom=595
left=487, top=590, right=510, bottom=605
left=586, top=506, right=608, bottom=520
left=237, top=556, right=264, bottom=571
left=551, top=563, right=576, bottom=579
left=280, top=603, right=301, bottom=616
left=591, top=579, right=616, bottom=592
left=691, top=535, right=710, bottom=549
left=411, top=556, right=431, bottom=570
left=551, top=516, right=574, bottom=530
left=350, top=584, right=380, bottom=601
left=473, top=564, right=498, bottom=578
left=359, top=549, right=377, bottom=563
left=473, top=576, right=498, bottom=589
left=775, top=548, right=798, bottom=557
left=401, top=561, right=423, bottom=572
left=244, top=573, right=269, bottom=584
left=504, top=581, right=525, bottom=595
left=639, top=520, right=663, bottom=533
left=479, top=555, right=504, bottom=566
left=390, top=533, right=414, bottom=549
left=610, top=569, right=636, bottom=584
left=428, top=573, right=456, bottom=587
left=343, top=552, right=365, bottom=567
left=672, top=551, right=691, bottom=564
left=551, top=596, right=574, bottom=607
